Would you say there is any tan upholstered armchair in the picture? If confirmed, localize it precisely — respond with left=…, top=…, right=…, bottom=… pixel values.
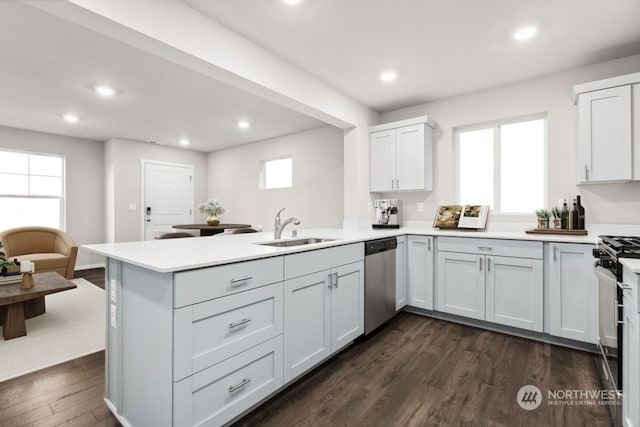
left=0, top=226, right=78, bottom=279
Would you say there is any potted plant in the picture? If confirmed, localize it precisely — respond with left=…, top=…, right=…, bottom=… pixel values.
left=535, top=209, right=551, bottom=229
left=551, top=206, right=562, bottom=229
left=198, top=199, right=226, bottom=226
left=0, top=241, right=16, bottom=275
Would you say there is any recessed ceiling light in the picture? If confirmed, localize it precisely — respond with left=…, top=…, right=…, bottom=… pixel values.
left=179, top=138, right=190, bottom=146
left=513, top=26, right=537, bottom=41
left=62, top=113, right=80, bottom=123
left=282, top=0, right=302, bottom=4
left=380, top=71, right=397, bottom=82
left=237, top=120, right=251, bottom=129
left=93, top=85, right=116, bottom=96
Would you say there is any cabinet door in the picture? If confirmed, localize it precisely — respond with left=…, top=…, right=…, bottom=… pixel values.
left=370, top=130, right=396, bottom=192
left=577, top=85, right=632, bottom=183
left=407, top=236, right=434, bottom=310
left=395, top=124, right=425, bottom=191
left=548, top=243, right=597, bottom=343
left=396, top=236, right=407, bottom=310
left=331, top=261, right=364, bottom=353
left=283, top=270, right=331, bottom=382
left=623, top=295, right=639, bottom=427
left=437, top=251, right=484, bottom=320
left=485, top=256, right=543, bottom=332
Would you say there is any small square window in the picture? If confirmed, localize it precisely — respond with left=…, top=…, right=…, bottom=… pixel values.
left=260, top=157, right=292, bottom=189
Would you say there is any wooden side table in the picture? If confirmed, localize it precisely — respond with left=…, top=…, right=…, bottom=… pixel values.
left=0, top=272, right=77, bottom=340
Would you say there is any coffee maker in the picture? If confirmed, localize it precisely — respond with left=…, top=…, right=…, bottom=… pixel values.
left=372, top=199, right=402, bottom=228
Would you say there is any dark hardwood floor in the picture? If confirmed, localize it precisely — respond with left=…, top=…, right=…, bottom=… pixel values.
left=73, top=268, right=105, bottom=290
left=234, top=313, right=612, bottom=427
left=1, top=268, right=611, bottom=426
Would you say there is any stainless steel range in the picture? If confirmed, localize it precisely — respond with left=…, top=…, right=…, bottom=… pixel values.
left=593, top=235, right=640, bottom=426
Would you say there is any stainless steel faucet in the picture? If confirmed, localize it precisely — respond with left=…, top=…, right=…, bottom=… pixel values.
left=274, top=208, right=301, bottom=239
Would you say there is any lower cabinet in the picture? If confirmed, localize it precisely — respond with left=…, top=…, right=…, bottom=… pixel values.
left=436, top=237, right=543, bottom=332
left=173, top=336, right=283, bottom=427
left=283, top=261, right=364, bottom=383
left=548, top=243, right=597, bottom=343
left=622, top=267, right=640, bottom=427
left=406, top=235, right=434, bottom=310
left=396, top=235, right=407, bottom=310
left=437, top=251, right=485, bottom=320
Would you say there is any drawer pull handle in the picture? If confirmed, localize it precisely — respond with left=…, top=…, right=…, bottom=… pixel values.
left=477, top=246, right=493, bottom=251
left=229, top=377, right=252, bottom=394
left=230, top=275, right=253, bottom=287
left=229, top=318, right=252, bottom=330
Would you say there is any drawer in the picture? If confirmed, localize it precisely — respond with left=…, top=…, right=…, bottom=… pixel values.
left=174, top=283, right=283, bottom=381
left=174, top=256, right=283, bottom=307
left=437, top=237, right=542, bottom=259
left=173, top=336, right=283, bottom=427
left=284, top=243, right=364, bottom=280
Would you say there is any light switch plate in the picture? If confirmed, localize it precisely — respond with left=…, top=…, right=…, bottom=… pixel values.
left=128, top=203, right=137, bottom=212
left=110, top=304, right=117, bottom=328
left=110, top=279, right=117, bottom=302
left=417, top=202, right=424, bottom=212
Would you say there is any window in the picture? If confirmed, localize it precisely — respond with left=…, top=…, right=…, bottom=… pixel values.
left=260, top=157, right=292, bottom=189
left=455, top=116, right=546, bottom=214
left=0, top=150, right=65, bottom=229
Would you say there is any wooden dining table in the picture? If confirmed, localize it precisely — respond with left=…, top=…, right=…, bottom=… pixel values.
left=172, top=223, right=252, bottom=237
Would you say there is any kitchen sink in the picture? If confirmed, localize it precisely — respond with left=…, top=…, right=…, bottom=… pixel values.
left=256, top=238, right=336, bottom=247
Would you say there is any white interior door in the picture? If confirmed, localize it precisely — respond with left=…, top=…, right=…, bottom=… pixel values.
left=142, top=161, right=194, bottom=240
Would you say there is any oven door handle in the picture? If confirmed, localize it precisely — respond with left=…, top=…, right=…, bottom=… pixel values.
left=617, top=281, right=632, bottom=291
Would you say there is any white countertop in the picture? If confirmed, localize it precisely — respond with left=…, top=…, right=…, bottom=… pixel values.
left=622, top=258, right=640, bottom=274
left=83, top=227, right=598, bottom=273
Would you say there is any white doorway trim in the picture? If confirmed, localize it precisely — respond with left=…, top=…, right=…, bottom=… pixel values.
left=140, top=159, right=195, bottom=240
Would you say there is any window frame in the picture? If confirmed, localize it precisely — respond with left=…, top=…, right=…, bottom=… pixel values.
left=453, top=113, right=548, bottom=217
left=0, top=149, right=66, bottom=230
left=259, top=155, right=293, bottom=190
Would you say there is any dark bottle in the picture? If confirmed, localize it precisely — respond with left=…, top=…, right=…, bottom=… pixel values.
left=569, top=199, right=578, bottom=230
left=576, top=195, right=585, bottom=229
left=561, top=200, right=569, bottom=229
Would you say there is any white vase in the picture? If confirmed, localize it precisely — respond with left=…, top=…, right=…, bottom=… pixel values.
left=206, top=215, right=220, bottom=226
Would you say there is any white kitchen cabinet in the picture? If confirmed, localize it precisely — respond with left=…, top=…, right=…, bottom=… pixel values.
left=548, top=243, right=597, bottom=344
left=574, top=73, right=640, bottom=184
left=436, top=237, right=543, bottom=331
left=622, top=293, right=639, bottom=427
left=437, top=251, right=485, bottom=320
left=622, top=266, right=640, bottom=427
left=369, top=116, right=435, bottom=192
left=406, top=235, right=434, bottom=310
left=486, top=256, right=543, bottom=331
left=283, top=260, right=364, bottom=383
left=396, top=235, right=407, bottom=310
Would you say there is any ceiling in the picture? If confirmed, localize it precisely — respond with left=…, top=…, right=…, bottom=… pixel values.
left=1, top=1, right=640, bottom=153
left=183, top=0, right=640, bottom=112
left=0, top=2, right=326, bottom=152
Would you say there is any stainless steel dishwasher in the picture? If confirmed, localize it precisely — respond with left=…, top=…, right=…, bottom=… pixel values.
left=364, top=237, right=397, bottom=334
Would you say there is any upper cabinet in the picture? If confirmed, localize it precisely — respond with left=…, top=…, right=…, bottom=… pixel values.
left=573, top=73, right=640, bottom=184
left=369, top=116, right=436, bottom=192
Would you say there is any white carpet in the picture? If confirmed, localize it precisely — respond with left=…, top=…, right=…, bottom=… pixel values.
left=0, top=278, right=105, bottom=382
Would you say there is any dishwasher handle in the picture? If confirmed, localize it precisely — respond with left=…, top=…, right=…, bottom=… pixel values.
left=365, top=237, right=397, bottom=256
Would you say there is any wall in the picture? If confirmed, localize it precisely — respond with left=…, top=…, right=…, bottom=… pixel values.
left=0, top=125, right=104, bottom=267
left=379, top=54, right=640, bottom=226
left=208, top=126, right=344, bottom=232
left=105, top=138, right=208, bottom=242
left=31, top=0, right=379, bottom=227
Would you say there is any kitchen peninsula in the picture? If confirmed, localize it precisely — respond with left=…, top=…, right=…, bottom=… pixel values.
left=85, top=227, right=598, bottom=427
